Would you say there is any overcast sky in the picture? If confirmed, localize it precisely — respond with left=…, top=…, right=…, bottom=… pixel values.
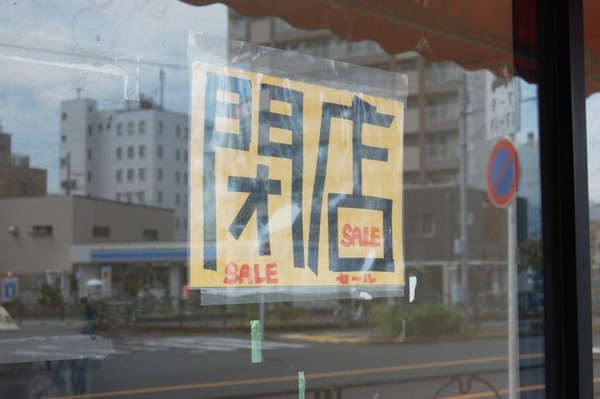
left=1, top=1, right=599, bottom=201
left=0, top=0, right=227, bottom=193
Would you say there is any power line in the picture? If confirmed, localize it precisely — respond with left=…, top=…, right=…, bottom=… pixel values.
left=0, top=41, right=186, bottom=70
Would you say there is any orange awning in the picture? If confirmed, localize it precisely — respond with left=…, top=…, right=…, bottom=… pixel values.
left=182, top=0, right=600, bottom=95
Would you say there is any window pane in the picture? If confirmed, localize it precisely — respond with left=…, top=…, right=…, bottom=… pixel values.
left=0, top=2, right=557, bottom=398
left=585, top=7, right=600, bottom=395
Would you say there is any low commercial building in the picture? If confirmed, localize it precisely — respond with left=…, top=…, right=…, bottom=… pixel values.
left=0, top=195, right=174, bottom=301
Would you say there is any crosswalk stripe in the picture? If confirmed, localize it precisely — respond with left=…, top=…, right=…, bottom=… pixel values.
left=114, top=336, right=308, bottom=355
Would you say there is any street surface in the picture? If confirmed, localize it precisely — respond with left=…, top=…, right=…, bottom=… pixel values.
left=0, top=320, right=563, bottom=399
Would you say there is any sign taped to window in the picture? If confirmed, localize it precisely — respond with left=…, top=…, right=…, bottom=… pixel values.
left=188, top=34, right=407, bottom=304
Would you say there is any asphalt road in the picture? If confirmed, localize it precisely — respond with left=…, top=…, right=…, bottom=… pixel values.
left=0, top=321, right=554, bottom=399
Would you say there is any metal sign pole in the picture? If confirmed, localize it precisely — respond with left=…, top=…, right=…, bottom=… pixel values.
left=487, top=137, right=520, bottom=399
left=508, top=198, right=519, bottom=399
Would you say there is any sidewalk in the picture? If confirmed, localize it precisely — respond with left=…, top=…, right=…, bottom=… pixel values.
left=7, top=314, right=593, bottom=345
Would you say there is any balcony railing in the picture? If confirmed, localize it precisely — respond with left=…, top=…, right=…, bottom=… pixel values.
left=426, top=104, right=458, bottom=122
left=426, top=64, right=461, bottom=83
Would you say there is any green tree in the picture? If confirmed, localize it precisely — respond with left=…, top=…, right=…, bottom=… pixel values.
left=38, top=284, right=64, bottom=309
left=519, top=239, right=542, bottom=272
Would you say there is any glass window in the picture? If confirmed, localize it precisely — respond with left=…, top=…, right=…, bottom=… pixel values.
left=92, top=225, right=110, bottom=238
left=426, top=134, right=458, bottom=160
left=18, top=182, right=30, bottom=196
left=31, top=225, right=53, bottom=237
left=142, top=228, right=159, bottom=241
left=3, top=1, right=595, bottom=397
left=585, top=8, right=600, bottom=395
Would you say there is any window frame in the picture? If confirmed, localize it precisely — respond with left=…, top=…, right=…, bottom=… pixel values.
left=536, top=0, right=592, bottom=397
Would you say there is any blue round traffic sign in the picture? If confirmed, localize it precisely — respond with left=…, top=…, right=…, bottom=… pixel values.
left=487, top=138, right=519, bottom=207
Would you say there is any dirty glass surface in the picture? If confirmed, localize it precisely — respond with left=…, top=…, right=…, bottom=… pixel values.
left=0, top=1, right=550, bottom=398
left=586, top=9, right=600, bottom=396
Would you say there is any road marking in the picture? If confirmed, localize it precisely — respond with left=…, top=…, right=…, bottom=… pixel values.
left=115, top=335, right=308, bottom=355
left=48, top=353, right=544, bottom=399
left=280, top=332, right=369, bottom=344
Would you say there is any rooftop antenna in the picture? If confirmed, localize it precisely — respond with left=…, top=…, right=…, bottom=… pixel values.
left=159, top=69, right=165, bottom=109
left=76, top=87, right=82, bottom=99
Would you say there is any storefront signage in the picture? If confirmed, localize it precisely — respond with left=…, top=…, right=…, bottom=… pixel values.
left=189, top=63, right=405, bottom=291
left=0, top=276, right=18, bottom=304
left=485, top=73, right=520, bottom=141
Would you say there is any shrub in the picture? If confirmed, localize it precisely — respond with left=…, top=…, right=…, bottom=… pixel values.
left=372, top=301, right=404, bottom=338
left=268, top=302, right=306, bottom=324
left=404, top=306, right=461, bottom=337
left=372, top=302, right=461, bottom=338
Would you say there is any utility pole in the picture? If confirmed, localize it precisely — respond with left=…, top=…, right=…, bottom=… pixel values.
left=159, top=69, right=165, bottom=109
left=65, top=152, right=71, bottom=195
left=507, top=78, right=521, bottom=399
left=459, top=71, right=470, bottom=323
left=417, top=55, right=427, bottom=185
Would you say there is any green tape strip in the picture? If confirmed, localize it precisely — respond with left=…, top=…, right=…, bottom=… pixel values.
left=298, top=371, right=305, bottom=399
left=250, top=320, right=262, bottom=363
left=397, top=318, right=406, bottom=343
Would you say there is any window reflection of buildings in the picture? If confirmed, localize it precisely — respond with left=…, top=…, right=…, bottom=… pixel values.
left=228, top=11, right=506, bottom=308
left=59, top=97, right=189, bottom=240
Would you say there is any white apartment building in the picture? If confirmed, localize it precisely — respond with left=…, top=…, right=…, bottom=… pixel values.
left=59, top=97, right=189, bottom=240
left=228, top=12, right=493, bottom=189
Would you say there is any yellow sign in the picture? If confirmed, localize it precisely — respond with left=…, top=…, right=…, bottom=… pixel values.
left=189, top=63, right=405, bottom=291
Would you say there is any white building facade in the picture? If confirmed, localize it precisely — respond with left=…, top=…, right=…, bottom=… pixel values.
left=517, top=133, right=542, bottom=240
left=60, top=98, right=189, bottom=240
